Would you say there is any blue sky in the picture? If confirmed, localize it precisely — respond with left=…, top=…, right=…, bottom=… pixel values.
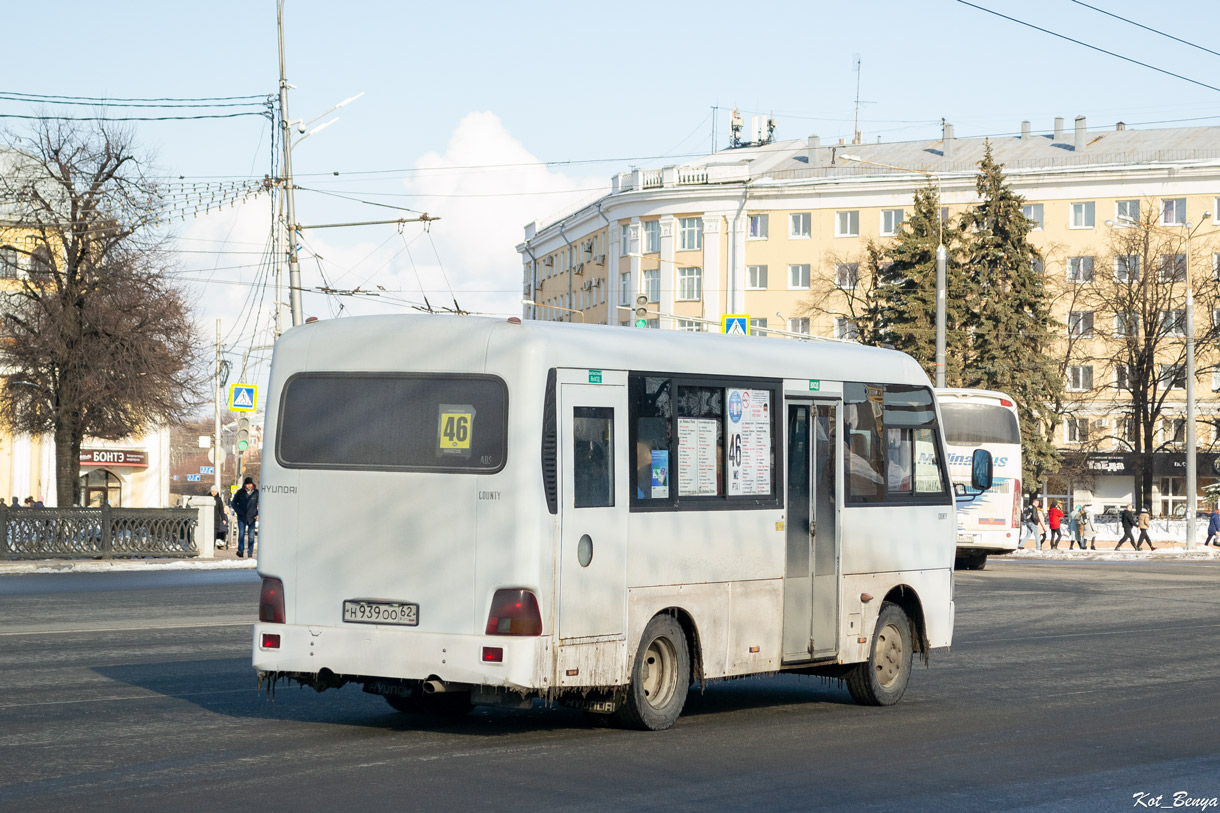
left=3, top=0, right=1219, bottom=378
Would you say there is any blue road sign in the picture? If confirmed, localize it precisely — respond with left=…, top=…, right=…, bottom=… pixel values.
left=187, top=474, right=201, bottom=482
left=229, top=384, right=257, bottom=412
left=200, top=466, right=215, bottom=475
left=722, top=314, right=750, bottom=336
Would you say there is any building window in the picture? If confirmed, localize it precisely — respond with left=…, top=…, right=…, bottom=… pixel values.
left=1115, top=364, right=1131, bottom=391
left=789, top=212, right=811, bottom=239
left=81, top=468, right=123, bottom=507
left=1119, top=417, right=1137, bottom=446
left=1115, top=254, right=1140, bottom=283
left=1071, top=201, right=1095, bottom=229
left=1115, top=199, right=1140, bottom=226
left=1031, top=257, right=1044, bottom=275
left=1068, top=311, right=1094, bottom=338
left=1212, top=371, right=1220, bottom=392
left=1023, top=203, right=1044, bottom=230
left=1159, top=254, right=1187, bottom=282
left=643, top=269, right=659, bottom=302
left=880, top=209, right=904, bottom=236
left=676, top=267, right=702, bottom=301
left=1066, top=256, right=1094, bottom=283
left=788, top=317, right=809, bottom=335
left=748, top=214, right=768, bottom=240
left=1160, top=309, right=1186, bottom=337
left=1066, top=417, right=1089, bottom=444
left=833, top=263, right=857, bottom=289
left=789, top=263, right=811, bottom=290
left=642, top=220, right=660, bottom=254
left=1164, top=418, right=1186, bottom=445
left=835, top=317, right=859, bottom=340
left=1214, top=253, right=1220, bottom=281
left=835, top=210, right=859, bottom=237
left=620, top=272, right=632, bottom=306
left=746, top=264, right=768, bottom=290
left=621, top=223, right=633, bottom=256
left=676, top=319, right=703, bottom=332
left=1067, top=365, right=1093, bottom=392
left=0, top=246, right=19, bottom=279
left=1114, top=312, right=1138, bottom=338
left=749, top=317, right=768, bottom=337
left=678, top=217, right=703, bottom=251
left=1162, top=198, right=1187, bottom=226
left=1159, top=363, right=1186, bottom=389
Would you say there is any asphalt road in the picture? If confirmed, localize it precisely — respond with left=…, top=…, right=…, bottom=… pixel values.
left=1, top=561, right=1218, bottom=812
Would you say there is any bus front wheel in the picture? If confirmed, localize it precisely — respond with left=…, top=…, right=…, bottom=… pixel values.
left=615, top=614, right=690, bottom=731
left=846, top=602, right=913, bottom=706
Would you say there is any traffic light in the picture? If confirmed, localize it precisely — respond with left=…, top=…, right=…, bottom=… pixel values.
left=237, top=417, right=250, bottom=451
left=634, top=294, right=649, bottom=328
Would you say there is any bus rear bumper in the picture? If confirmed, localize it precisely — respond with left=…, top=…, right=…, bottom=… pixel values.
left=252, top=622, right=549, bottom=693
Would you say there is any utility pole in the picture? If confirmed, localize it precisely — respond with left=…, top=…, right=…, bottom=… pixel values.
left=277, top=0, right=303, bottom=328
left=214, top=319, right=222, bottom=494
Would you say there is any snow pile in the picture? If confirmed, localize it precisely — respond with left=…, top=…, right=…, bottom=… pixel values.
left=1005, top=545, right=1219, bottom=563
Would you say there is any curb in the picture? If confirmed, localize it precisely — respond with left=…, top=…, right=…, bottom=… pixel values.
left=0, top=557, right=259, bottom=575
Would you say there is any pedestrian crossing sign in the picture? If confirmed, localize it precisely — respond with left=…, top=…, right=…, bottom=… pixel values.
left=723, top=314, right=750, bottom=336
left=229, top=384, right=257, bottom=412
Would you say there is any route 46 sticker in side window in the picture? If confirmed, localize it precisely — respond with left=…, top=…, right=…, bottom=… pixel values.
left=438, top=404, right=475, bottom=458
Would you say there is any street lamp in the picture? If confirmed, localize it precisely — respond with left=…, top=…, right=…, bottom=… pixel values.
left=522, top=299, right=585, bottom=322
left=840, top=154, right=947, bottom=387
left=1105, top=211, right=1212, bottom=548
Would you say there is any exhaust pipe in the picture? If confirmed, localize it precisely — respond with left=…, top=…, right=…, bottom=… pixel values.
left=422, top=680, right=447, bottom=694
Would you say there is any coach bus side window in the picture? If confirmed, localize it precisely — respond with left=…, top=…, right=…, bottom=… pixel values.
left=631, top=376, right=672, bottom=500
left=844, top=383, right=885, bottom=503
left=573, top=407, right=614, bottom=508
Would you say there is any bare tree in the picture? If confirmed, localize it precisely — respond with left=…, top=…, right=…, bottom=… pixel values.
left=0, top=119, right=201, bottom=506
left=1073, top=201, right=1220, bottom=509
left=796, top=240, right=888, bottom=344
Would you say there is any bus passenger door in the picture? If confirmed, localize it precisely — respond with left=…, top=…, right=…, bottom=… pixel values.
left=783, top=400, right=840, bottom=662
left=557, top=378, right=628, bottom=640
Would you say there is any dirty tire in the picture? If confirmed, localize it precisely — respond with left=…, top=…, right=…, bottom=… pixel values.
left=972, top=554, right=988, bottom=570
left=413, top=690, right=475, bottom=717
left=615, top=614, right=690, bottom=731
left=846, top=602, right=913, bottom=707
left=384, top=694, right=417, bottom=713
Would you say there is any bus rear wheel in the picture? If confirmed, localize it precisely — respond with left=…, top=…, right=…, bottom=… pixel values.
left=615, top=614, right=690, bottom=731
left=846, top=602, right=913, bottom=707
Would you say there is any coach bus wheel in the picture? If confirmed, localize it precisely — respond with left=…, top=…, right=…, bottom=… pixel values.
left=615, top=614, right=690, bottom=731
left=971, top=554, right=988, bottom=570
left=846, top=602, right=913, bottom=707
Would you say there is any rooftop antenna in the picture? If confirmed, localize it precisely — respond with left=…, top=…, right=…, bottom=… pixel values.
left=852, top=53, right=862, bottom=145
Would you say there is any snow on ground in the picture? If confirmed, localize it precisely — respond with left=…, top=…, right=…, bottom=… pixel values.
left=0, top=558, right=259, bottom=575
left=1004, top=545, right=1220, bottom=563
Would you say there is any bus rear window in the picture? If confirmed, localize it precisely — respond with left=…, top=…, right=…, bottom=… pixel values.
left=940, top=404, right=1020, bottom=445
left=276, top=373, right=507, bottom=472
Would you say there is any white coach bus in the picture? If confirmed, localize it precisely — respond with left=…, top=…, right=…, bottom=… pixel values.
left=935, top=388, right=1022, bottom=571
left=252, top=315, right=990, bottom=730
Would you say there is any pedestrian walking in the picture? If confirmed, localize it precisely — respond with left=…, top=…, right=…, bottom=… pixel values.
left=1083, top=505, right=1098, bottom=550
left=1069, top=504, right=1086, bottom=550
left=1135, top=506, right=1156, bottom=551
left=230, top=477, right=259, bottom=559
left=1116, top=503, right=1137, bottom=550
left=1048, top=500, right=1064, bottom=549
left=1019, top=500, right=1039, bottom=550
left=1033, top=498, right=1047, bottom=550
left=210, top=487, right=229, bottom=550
left=1206, top=507, right=1220, bottom=547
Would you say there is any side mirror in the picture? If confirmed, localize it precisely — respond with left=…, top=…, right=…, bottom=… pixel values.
left=971, top=449, right=994, bottom=491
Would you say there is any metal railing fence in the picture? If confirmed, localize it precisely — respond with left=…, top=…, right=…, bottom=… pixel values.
left=1, top=505, right=198, bottom=559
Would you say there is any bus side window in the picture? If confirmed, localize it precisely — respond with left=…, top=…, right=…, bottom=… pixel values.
left=844, top=383, right=885, bottom=503
left=912, top=427, right=946, bottom=494
left=573, top=407, right=614, bottom=508
left=630, top=376, right=672, bottom=501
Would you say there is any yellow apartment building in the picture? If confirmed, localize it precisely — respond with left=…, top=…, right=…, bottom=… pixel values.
left=518, top=116, right=1220, bottom=515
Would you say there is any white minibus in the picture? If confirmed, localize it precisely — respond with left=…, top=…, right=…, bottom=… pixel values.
left=935, top=388, right=1022, bottom=570
left=253, top=315, right=989, bottom=730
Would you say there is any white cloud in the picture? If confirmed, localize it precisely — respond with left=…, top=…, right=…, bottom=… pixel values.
left=400, top=111, right=608, bottom=315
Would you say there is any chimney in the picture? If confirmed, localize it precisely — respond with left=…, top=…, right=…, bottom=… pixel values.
left=1054, top=117, right=1064, bottom=141
left=806, top=134, right=821, bottom=164
left=942, top=121, right=954, bottom=158
left=1021, top=120, right=1031, bottom=139
left=1074, top=115, right=1087, bottom=150
left=1116, top=121, right=1126, bottom=131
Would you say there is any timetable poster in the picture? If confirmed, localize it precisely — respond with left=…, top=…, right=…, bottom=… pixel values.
left=725, top=388, right=771, bottom=496
left=677, top=418, right=718, bottom=496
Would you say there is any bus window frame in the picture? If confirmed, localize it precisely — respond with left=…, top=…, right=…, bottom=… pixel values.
left=628, top=371, right=784, bottom=512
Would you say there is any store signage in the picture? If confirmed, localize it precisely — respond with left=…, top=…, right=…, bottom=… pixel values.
left=80, top=449, right=148, bottom=467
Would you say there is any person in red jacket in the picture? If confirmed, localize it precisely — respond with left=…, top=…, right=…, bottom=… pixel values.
left=1047, top=500, right=1065, bottom=550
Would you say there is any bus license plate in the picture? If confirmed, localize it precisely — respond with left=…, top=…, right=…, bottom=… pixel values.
left=343, top=600, right=418, bottom=626
left=957, top=534, right=976, bottom=545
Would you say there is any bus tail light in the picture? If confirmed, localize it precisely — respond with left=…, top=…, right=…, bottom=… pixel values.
left=259, top=577, right=286, bottom=624
left=1011, top=479, right=1022, bottom=528
left=485, top=589, right=542, bottom=636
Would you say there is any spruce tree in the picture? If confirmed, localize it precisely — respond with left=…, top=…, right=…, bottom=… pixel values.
left=872, top=181, right=970, bottom=385
left=964, top=142, right=1062, bottom=487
